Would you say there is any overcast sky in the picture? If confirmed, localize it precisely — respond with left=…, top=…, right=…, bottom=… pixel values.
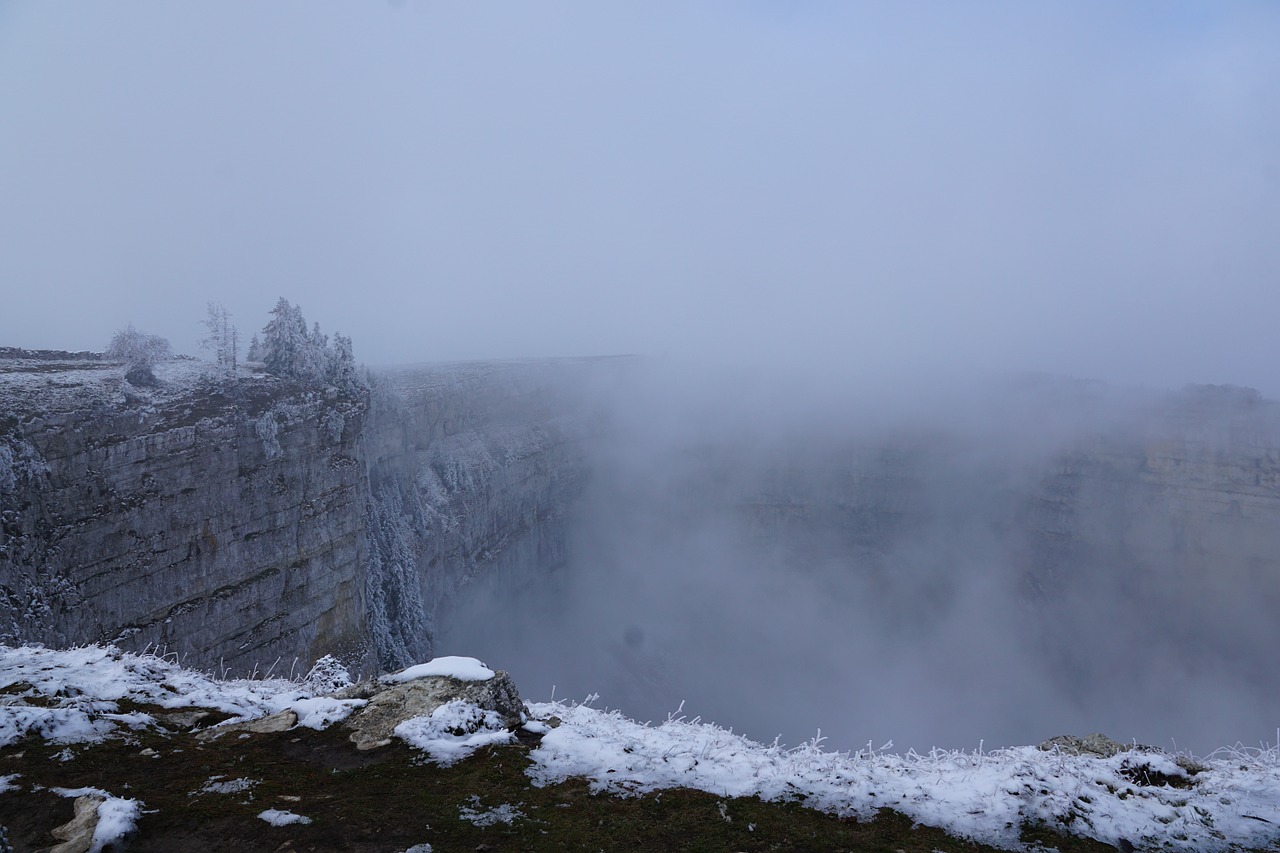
left=2, top=2, right=1278, bottom=390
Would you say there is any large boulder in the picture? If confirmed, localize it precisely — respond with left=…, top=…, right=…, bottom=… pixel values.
left=340, top=669, right=523, bottom=751
left=1037, top=732, right=1133, bottom=758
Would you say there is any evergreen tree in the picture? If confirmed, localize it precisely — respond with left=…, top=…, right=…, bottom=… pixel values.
left=261, top=298, right=308, bottom=379
left=329, top=333, right=360, bottom=394
left=259, top=298, right=365, bottom=393
left=246, top=333, right=264, bottom=363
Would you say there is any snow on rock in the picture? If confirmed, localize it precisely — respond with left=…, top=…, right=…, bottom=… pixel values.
left=290, top=696, right=365, bottom=730
left=45, top=787, right=142, bottom=853
left=0, top=644, right=364, bottom=746
left=525, top=700, right=1280, bottom=851
left=257, top=809, right=313, bottom=827
left=342, top=663, right=523, bottom=751
left=0, top=773, right=18, bottom=793
left=91, top=796, right=143, bottom=853
left=385, top=656, right=495, bottom=683
left=394, top=700, right=515, bottom=765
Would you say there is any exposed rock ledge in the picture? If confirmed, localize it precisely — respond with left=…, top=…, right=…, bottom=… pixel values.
left=337, top=668, right=524, bottom=750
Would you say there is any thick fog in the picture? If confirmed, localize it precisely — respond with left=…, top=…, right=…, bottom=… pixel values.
left=441, top=363, right=1280, bottom=754
left=4, top=3, right=1280, bottom=754
left=3, top=3, right=1280, bottom=394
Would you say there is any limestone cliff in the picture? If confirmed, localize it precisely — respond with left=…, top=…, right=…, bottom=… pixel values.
left=361, top=360, right=594, bottom=669
left=0, top=351, right=598, bottom=677
left=0, top=353, right=371, bottom=674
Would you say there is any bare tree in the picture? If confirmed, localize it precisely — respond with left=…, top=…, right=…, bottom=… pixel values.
left=201, top=302, right=239, bottom=373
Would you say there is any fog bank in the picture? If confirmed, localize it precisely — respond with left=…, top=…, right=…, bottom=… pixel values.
left=441, top=363, right=1280, bottom=754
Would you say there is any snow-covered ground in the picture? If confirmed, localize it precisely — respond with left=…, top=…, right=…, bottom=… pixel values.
left=526, top=701, right=1280, bottom=851
left=0, top=354, right=228, bottom=418
left=0, top=644, right=363, bottom=747
left=2, top=644, right=1279, bottom=851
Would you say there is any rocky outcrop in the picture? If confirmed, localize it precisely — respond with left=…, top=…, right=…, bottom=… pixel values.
left=0, top=356, right=372, bottom=675
left=0, top=353, right=601, bottom=678
left=341, top=669, right=524, bottom=750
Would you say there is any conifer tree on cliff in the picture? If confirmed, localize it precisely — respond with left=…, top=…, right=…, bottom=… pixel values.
left=260, top=298, right=361, bottom=393
left=261, top=298, right=309, bottom=380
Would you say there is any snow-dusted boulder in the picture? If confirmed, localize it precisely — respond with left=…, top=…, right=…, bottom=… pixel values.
left=339, top=657, right=523, bottom=750
left=1038, top=732, right=1134, bottom=758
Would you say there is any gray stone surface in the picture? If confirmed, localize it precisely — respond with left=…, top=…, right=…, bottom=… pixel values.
left=342, top=670, right=523, bottom=750
left=0, top=357, right=372, bottom=676
left=1038, top=733, right=1132, bottom=757
left=196, top=709, right=300, bottom=741
left=361, top=361, right=595, bottom=669
left=1, top=353, right=601, bottom=678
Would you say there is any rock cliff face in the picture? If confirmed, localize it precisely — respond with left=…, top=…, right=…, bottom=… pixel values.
left=0, top=353, right=599, bottom=677
left=359, top=361, right=595, bottom=670
left=1013, top=385, right=1280, bottom=695
left=0, top=354, right=372, bottom=674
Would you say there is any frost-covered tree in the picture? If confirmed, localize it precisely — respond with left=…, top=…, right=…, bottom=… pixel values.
left=328, top=333, right=360, bottom=394
left=246, top=333, right=264, bottom=363
left=294, top=321, right=330, bottom=383
left=260, top=298, right=365, bottom=393
left=200, top=302, right=238, bottom=372
left=261, top=298, right=309, bottom=380
left=106, top=324, right=171, bottom=386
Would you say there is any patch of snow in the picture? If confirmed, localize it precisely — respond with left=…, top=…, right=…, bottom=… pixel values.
left=258, top=808, right=312, bottom=827
left=0, top=773, right=18, bottom=793
left=457, top=795, right=524, bottom=827
left=394, top=700, right=514, bottom=766
left=51, top=785, right=110, bottom=797
left=290, top=696, right=365, bottom=730
left=0, top=355, right=225, bottom=422
left=0, top=704, right=116, bottom=746
left=91, top=796, right=142, bottom=853
left=198, top=776, right=257, bottom=795
left=385, top=656, right=495, bottom=683
left=402, top=845, right=433, bottom=853
left=522, top=720, right=551, bottom=734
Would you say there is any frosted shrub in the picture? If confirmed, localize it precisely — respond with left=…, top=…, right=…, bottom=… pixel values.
left=106, top=324, right=171, bottom=386
left=303, top=655, right=353, bottom=693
